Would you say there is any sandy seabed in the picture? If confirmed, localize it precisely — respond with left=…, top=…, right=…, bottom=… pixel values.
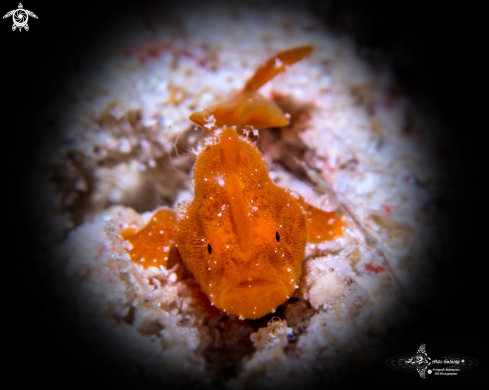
left=29, top=2, right=454, bottom=388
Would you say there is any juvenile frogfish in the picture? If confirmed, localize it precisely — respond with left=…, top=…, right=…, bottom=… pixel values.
left=121, top=45, right=344, bottom=319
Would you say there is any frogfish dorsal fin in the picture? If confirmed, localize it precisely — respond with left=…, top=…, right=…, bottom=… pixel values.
left=243, top=45, right=314, bottom=92
left=189, top=45, right=314, bottom=132
left=189, top=91, right=289, bottom=131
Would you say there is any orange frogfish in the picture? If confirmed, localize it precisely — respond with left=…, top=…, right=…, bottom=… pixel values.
left=121, top=45, right=344, bottom=319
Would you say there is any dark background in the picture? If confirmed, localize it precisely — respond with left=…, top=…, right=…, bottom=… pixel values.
left=3, top=0, right=481, bottom=388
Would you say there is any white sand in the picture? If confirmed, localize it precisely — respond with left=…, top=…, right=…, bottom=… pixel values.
left=33, top=2, right=446, bottom=387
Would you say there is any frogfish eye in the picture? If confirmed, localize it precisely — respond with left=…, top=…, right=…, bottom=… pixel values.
left=207, top=244, right=212, bottom=254
left=276, top=231, right=280, bottom=242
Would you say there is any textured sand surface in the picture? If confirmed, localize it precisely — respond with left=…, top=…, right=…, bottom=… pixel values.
left=30, top=2, right=452, bottom=388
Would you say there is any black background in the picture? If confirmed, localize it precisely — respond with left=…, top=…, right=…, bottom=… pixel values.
left=3, top=0, right=482, bottom=388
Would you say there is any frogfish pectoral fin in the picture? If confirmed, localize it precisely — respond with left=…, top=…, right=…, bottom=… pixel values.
left=121, top=207, right=178, bottom=268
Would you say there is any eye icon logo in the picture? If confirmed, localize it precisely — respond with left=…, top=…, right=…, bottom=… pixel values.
left=3, top=3, right=37, bottom=32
